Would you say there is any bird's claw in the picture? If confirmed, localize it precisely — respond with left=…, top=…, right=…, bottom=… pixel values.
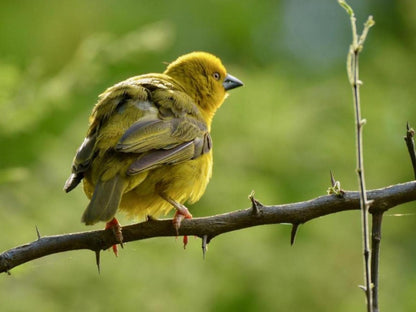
left=105, top=217, right=123, bottom=257
left=161, top=193, right=193, bottom=248
left=173, top=208, right=192, bottom=232
left=172, top=207, right=192, bottom=248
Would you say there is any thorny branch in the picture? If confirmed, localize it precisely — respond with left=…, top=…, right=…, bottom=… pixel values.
left=1, top=181, right=416, bottom=274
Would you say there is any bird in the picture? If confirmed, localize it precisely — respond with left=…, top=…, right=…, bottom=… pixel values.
left=64, top=51, right=243, bottom=254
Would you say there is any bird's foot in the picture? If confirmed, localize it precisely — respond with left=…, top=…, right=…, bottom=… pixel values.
left=160, top=193, right=193, bottom=248
left=173, top=206, right=192, bottom=248
left=105, top=217, right=123, bottom=257
left=172, top=205, right=193, bottom=231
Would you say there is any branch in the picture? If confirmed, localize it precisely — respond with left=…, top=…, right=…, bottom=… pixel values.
left=370, top=212, right=383, bottom=312
left=1, top=181, right=416, bottom=274
left=339, top=1, right=375, bottom=310
left=404, top=122, right=416, bottom=179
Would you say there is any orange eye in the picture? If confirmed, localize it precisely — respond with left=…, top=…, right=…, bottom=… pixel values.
left=213, top=72, right=220, bottom=80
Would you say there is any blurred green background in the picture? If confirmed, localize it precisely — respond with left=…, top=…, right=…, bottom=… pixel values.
left=1, top=0, right=416, bottom=311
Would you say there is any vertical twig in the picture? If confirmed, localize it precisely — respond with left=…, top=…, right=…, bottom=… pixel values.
left=338, top=1, right=375, bottom=311
left=404, top=122, right=416, bottom=179
left=371, top=212, right=383, bottom=312
left=352, top=45, right=373, bottom=312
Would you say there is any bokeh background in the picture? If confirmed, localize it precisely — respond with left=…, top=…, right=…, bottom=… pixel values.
left=1, top=0, right=416, bottom=311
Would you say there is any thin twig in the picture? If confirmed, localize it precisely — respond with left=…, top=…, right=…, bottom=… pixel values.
left=404, top=122, right=416, bottom=179
left=353, top=46, right=373, bottom=311
left=1, top=181, right=416, bottom=274
left=338, top=1, right=375, bottom=311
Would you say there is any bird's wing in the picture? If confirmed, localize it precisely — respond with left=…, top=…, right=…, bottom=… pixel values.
left=116, top=115, right=207, bottom=153
left=126, top=132, right=212, bottom=175
left=115, top=96, right=211, bottom=175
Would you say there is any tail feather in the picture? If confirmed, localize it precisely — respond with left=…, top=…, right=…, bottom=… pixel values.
left=81, top=175, right=126, bottom=225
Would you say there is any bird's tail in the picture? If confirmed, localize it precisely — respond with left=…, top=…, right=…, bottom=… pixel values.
left=81, top=174, right=127, bottom=225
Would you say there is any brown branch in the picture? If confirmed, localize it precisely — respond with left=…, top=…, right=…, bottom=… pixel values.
left=1, top=181, right=416, bottom=274
left=370, top=212, right=383, bottom=312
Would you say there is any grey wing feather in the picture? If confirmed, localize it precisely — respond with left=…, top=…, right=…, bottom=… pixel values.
left=64, top=133, right=97, bottom=192
left=115, top=117, right=207, bottom=154
left=127, top=133, right=212, bottom=175
left=127, top=141, right=195, bottom=175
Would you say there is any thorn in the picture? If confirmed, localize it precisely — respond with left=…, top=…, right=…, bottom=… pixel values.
left=202, top=235, right=208, bottom=259
left=330, top=170, right=336, bottom=187
left=35, top=226, right=41, bottom=240
left=146, top=215, right=155, bottom=222
left=358, top=285, right=366, bottom=292
left=406, top=122, right=415, bottom=136
left=291, top=224, right=299, bottom=246
left=249, top=190, right=262, bottom=214
left=95, top=250, right=101, bottom=274
left=359, top=118, right=367, bottom=126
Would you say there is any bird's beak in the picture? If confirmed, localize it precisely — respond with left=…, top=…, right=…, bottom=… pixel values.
left=223, top=74, right=243, bottom=91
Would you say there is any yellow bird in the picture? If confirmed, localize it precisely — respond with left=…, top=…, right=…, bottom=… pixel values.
left=64, top=52, right=243, bottom=251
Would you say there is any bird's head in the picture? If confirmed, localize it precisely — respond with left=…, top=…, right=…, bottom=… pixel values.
left=164, top=52, right=243, bottom=123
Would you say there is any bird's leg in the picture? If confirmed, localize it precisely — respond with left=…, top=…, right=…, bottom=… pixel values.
left=105, top=217, right=123, bottom=256
left=161, top=194, right=192, bottom=248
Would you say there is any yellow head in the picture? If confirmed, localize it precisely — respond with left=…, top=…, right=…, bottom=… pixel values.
left=164, top=52, right=243, bottom=123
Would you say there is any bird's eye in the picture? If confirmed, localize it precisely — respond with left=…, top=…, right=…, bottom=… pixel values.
left=213, top=72, right=220, bottom=80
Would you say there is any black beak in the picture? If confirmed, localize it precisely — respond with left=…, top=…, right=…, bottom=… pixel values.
left=223, top=74, right=243, bottom=91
